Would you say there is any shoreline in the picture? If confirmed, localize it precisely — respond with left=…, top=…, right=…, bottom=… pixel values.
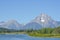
left=0, top=32, right=60, bottom=38
left=27, top=33, right=60, bottom=38
left=0, top=32, right=26, bottom=34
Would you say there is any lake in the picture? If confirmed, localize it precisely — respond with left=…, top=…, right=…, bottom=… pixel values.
left=0, top=34, right=60, bottom=40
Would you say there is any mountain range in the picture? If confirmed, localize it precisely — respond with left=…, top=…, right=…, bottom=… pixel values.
left=0, top=14, right=60, bottom=30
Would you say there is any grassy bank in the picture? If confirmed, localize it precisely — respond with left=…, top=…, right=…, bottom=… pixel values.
left=0, top=32, right=26, bottom=34
left=0, top=27, right=60, bottom=38
left=27, top=32, right=60, bottom=38
left=0, top=32, right=60, bottom=38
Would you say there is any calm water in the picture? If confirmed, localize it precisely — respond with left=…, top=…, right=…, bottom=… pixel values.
left=0, top=34, right=60, bottom=40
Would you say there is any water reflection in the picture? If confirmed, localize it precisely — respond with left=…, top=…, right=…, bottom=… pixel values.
left=0, top=34, right=60, bottom=40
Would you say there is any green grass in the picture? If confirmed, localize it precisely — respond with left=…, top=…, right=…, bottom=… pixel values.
left=0, top=32, right=26, bottom=34
left=0, top=31, right=60, bottom=38
left=27, top=32, right=60, bottom=38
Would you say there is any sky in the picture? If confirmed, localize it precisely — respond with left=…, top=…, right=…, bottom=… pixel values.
left=0, top=0, right=60, bottom=24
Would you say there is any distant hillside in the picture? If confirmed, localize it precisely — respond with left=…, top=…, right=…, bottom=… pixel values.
left=0, top=14, right=60, bottom=30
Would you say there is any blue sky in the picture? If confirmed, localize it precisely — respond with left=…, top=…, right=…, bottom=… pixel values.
left=0, top=0, right=60, bottom=24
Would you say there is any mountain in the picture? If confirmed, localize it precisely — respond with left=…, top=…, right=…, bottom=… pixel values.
left=0, top=20, right=23, bottom=30
left=25, top=14, right=60, bottom=30
left=0, top=21, right=5, bottom=25
left=0, top=13, right=60, bottom=30
left=24, top=22, right=42, bottom=30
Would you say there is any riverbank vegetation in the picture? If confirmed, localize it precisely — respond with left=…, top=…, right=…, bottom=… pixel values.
left=0, top=26, right=60, bottom=37
left=26, top=26, right=60, bottom=37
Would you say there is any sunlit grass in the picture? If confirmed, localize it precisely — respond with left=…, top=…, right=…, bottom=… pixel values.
left=28, top=32, right=60, bottom=38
